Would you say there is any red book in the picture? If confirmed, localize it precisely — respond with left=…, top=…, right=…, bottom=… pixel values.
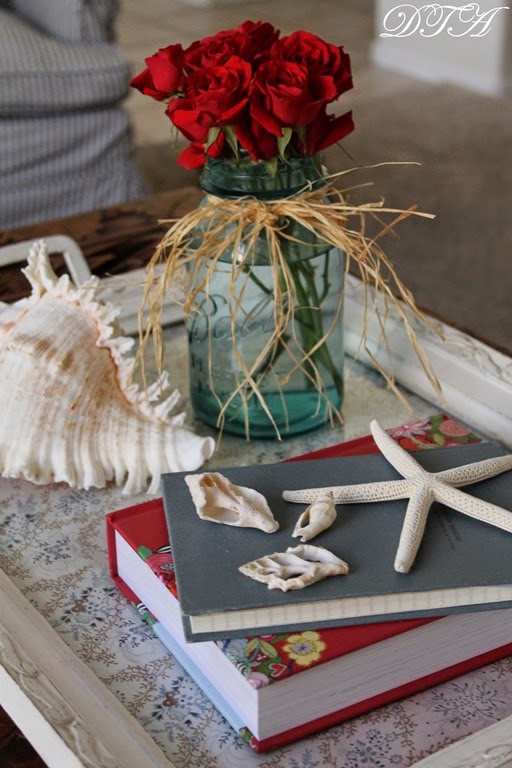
left=107, top=415, right=512, bottom=752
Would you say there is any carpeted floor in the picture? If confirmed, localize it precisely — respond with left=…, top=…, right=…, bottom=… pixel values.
left=136, top=82, right=512, bottom=352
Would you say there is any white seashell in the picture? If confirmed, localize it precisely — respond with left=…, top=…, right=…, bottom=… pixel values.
left=292, top=491, right=337, bottom=542
left=239, top=543, right=349, bottom=591
left=0, top=240, right=215, bottom=495
left=184, top=472, right=279, bottom=532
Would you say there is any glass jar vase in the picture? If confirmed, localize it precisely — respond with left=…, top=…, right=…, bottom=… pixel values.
left=186, top=155, right=345, bottom=439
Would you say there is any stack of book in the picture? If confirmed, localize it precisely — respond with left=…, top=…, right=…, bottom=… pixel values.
left=107, top=416, right=512, bottom=752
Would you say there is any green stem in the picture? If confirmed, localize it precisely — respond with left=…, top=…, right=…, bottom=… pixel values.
left=292, top=259, right=344, bottom=397
left=243, top=250, right=343, bottom=399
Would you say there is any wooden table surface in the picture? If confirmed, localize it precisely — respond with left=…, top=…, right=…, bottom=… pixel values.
left=0, top=188, right=202, bottom=304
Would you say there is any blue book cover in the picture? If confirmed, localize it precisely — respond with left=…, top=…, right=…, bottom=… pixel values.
left=152, top=622, right=246, bottom=735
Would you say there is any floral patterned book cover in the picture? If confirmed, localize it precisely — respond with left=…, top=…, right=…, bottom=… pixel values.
left=108, top=414, right=503, bottom=752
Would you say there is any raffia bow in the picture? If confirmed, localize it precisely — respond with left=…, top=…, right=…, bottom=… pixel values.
left=138, top=167, right=441, bottom=438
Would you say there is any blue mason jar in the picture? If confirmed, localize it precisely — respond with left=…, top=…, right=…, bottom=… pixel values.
left=186, top=154, right=345, bottom=439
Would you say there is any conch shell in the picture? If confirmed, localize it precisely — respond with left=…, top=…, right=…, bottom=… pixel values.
left=239, top=544, right=349, bottom=591
left=184, top=472, right=279, bottom=532
left=292, top=491, right=337, bottom=542
left=0, top=241, right=215, bottom=495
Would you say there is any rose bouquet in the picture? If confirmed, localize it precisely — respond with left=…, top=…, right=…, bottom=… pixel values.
left=132, top=22, right=439, bottom=440
left=131, top=20, right=354, bottom=171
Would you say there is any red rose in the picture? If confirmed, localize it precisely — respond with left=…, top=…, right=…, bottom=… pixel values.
left=272, top=31, right=352, bottom=98
left=130, top=68, right=164, bottom=100
left=132, top=23, right=355, bottom=168
left=166, top=102, right=212, bottom=143
left=234, top=117, right=278, bottom=161
left=303, top=108, right=354, bottom=153
left=184, top=35, right=238, bottom=72
left=184, top=21, right=279, bottom=72
left=130, top=44, right=184, bottom=99
left=166, top=56, right=251, bottom=142
left=251, top=59, right=337, bottom=136
left=236, top=20, right=280, bottom=57
left=177, top=135, right=225, bottom=170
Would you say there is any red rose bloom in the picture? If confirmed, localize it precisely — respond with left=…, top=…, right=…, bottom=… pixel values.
left=178, top=136, right=225, bottom=170
left=130, top=68, right=163, bottom=100
left=131, top=23, right=355, bottom=167
left=184, top=21, right=279, bottom=72
left=130, top=44, right=184, bottom=99
left=303, top=108, right=354, bottom=153
left=236, top=20, right=280, bottom=58
left=272, top=31, right=353, bottom=98
left=184, top=35, right=239, bottom=72
left=251, top=59, right=337, bottom=136
left=234, top=117, right=278, bottom=161
left=166, top=56, right=252, bottom=142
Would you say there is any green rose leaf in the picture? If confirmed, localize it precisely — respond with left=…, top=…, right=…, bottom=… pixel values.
left=264, top=157, right=279, bottom=178
left=223, top=125, right=239, bottom=159
left=277, top=127, right=293, bottom=160
left=206, top=126, right=221, bottom=153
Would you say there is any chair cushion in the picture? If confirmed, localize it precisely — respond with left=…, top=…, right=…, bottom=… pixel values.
left=10, top=0, right=120, bottom=43
left=0, top=9, right=130, bottom=116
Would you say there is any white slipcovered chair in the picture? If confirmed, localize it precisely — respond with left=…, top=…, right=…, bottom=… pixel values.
left=0, top=0, right=147, bottom=229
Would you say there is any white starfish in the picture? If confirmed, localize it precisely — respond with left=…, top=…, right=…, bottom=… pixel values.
left=283, top=419, right=512, bottom=573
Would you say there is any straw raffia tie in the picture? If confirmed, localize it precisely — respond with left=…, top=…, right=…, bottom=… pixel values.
left=228, top=197, right=283, bottom=228
left=137, top=171, right=443, bottom=439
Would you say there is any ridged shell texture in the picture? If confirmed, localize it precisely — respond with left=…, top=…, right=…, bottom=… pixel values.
left=0, top=241, right=214, bottom=494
